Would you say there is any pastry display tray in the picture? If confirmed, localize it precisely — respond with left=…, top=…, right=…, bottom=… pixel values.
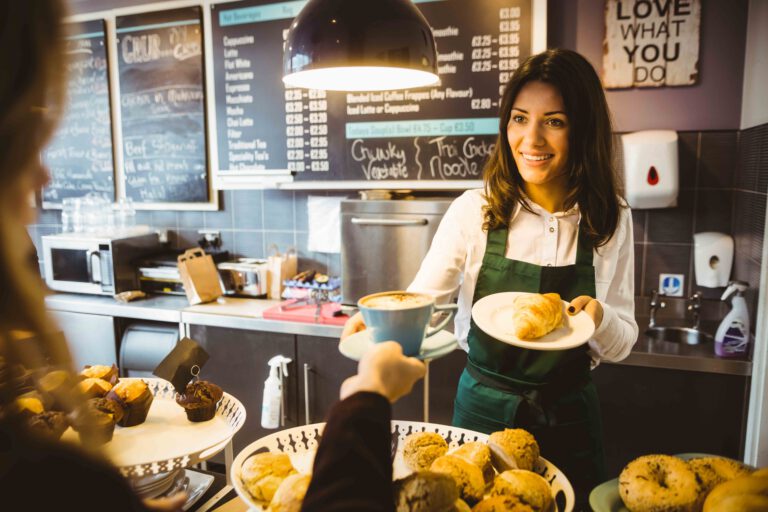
left=231, top=420, right=574, bottom=511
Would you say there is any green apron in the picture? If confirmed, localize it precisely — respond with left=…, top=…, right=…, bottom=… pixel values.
left=452, top=223, right=606, bottom=508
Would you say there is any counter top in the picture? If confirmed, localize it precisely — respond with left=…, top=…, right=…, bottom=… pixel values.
left=44, top=294, right=750, bottom=376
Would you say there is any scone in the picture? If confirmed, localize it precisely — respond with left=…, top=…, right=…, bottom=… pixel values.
left=489, top=470, right=552, bottom=512
left=267, top=473, right=311, bottom=512
left=394, top=471, right=458, bottom=512
left=452, top=442, right=495, bottom=484
left=403, top=432, right=449, bottom=472
left=430, top=455, right=486, bottom=504
left=488, top=429, right=540, bottom=471
left=241, top=452, right=297, bottom=504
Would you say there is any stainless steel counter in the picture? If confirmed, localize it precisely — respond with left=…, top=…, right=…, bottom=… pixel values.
left=44, top=294, right=750, bottom=376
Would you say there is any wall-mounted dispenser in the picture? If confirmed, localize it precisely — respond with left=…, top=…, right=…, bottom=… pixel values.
left=621, top=130, right=679, bottom=209
left=693, top=232, right=734, bottom=288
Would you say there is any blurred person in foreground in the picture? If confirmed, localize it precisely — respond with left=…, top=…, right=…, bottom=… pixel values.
left=0, top=2, right=184, bottom=510
left=302, top=341, right=426, bottom=512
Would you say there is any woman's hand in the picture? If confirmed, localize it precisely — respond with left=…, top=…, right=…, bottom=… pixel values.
left=341, top=312, right=366, bottom=340
left=340, top=341, right=426, bottom=403
left=567, top=295, right=603, bottom=329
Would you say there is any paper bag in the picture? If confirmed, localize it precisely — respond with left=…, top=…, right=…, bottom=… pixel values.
left=177, top=248, right=223, bottom=305
left=266, top=245, right=297, bottom=299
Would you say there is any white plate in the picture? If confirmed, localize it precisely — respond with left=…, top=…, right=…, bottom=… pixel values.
left=472, top=292, right=595, bottom=351
left=339, top=329, right=458, bottom=361
left=61, top=378, right=246, bottom=478
left=232, top=421, right=574, bottom=512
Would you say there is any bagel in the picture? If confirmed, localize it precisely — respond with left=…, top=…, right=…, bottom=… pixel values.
left=702, top=471, right=768, bottom=512
left=618, top=454, right=699, bottom=512
left=689, top=456, right=753, bottom=508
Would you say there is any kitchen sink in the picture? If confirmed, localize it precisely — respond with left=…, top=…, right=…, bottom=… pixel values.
left=644, top=326, right=713, bottom=345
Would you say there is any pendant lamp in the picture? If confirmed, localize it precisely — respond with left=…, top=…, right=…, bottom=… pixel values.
left=283, top=0, right=439, bottom=91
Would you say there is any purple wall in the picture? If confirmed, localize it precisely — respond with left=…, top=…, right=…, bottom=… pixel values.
left=549, top=0, right=748, bottom=132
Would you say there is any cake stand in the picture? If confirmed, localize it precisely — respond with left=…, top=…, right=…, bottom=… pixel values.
left=232, top=420, right=574, bottom=512
left=63, top=378, right=246, bottom=506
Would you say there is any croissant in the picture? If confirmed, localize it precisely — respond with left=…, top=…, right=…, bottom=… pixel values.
left=511, top=293, right=563, bottom=340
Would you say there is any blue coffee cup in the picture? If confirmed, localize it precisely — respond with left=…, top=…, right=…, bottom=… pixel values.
left=358, top=291, right=458, bottom=356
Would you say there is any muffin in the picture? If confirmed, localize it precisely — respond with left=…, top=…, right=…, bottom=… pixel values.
left=37, top=369, right=73, bottom=410
left=107, top=379, right=153, bottom=427
left=27, top=411, right=69, bottom=440
left=267, top=473, right=311, bottom=512
left=78, top=377, right=113, bottom=398
left=80, top=364, right=118, bottom=384
left=403, top=432, right=449, bottom=472
left=394, top=471, right=459, bottom=512
left=430, top=455, right=486, bottom=504
left=488, top=429, right=540, bottom=471
left=72, top=397, right=124, bottom=446
left=241, top=452, right=297, bottom=504
left=452, top=442, right=495, bottom=484
left=489, top=470, right=552, bottom=512
left=14, top=395, right=45, bottom=419
left=175, top=380, right=223, bottom=422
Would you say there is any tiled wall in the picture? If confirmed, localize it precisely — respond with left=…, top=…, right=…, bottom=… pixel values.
left=29, top=127, right=766, bottom=329
left=734, top=123, right=768, bottom=329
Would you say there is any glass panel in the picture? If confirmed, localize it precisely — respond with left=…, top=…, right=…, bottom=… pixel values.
left=51, top=248, right=90, bottom=282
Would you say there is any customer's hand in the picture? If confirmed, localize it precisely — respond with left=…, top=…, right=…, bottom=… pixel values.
left=567, top=296, right=604, bottom=329
left=341, top=342, right=426, bottom=403
left=340, top=312, right=366, bottom=340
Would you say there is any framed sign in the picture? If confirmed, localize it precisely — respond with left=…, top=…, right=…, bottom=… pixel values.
left=603, top=0, right=701, bottom=88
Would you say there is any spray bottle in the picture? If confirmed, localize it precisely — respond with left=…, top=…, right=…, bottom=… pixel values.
left=714, top=281, right=750, bottom=358
left=261, top=355, right=292, bottom=429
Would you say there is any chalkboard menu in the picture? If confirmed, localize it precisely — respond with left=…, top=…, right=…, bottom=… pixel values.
left=116, top=7, right=209, bottom=203
left=211, top=0, right=534, bottom=184
left=42, top=20, right=115, bottom=206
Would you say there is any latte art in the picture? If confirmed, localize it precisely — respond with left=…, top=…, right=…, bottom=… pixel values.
left=360, top=292, right=433, bottom=310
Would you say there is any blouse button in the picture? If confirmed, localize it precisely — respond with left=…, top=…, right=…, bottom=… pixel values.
left=549, top=217, right=554, bottom=222
left=549, top=227, right=555, bottom=233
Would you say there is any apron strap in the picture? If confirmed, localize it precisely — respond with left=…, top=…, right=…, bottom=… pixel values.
left=485, top=227, right=508, bottom=257
left=575, top=221, right=594, bottom=266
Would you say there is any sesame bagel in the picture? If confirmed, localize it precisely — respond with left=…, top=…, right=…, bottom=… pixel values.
left=618, top=454, right=699, bottom=512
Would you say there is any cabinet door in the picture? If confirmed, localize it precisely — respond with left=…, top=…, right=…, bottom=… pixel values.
left=51, top=310, right=116, bottom=369
left=593, top=364, right=749, bottom=477
left=297, top=335, right=358, bottom=425
left=189, top=325, right=298, bottom=456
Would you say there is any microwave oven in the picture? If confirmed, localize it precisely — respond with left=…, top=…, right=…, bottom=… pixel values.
left=42, top=232, right=161, bottom=295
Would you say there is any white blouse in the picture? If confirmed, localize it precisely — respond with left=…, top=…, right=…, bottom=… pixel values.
left=408, top=189, right=639, bottom=365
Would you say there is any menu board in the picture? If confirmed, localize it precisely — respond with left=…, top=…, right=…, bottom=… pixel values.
left=42, top=20, right=115, bottom=206
left=116, top=7, right=209, bottom=203
left=211, top=0, right=533, bottom=183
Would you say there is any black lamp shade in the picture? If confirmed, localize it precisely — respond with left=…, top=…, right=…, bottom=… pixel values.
left=283, top=0, right=439, bottom=91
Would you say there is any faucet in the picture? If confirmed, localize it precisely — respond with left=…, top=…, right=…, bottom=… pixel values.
left=687, top=291, right=702, bottom=330
left=649, top=290, right=666, bottom=328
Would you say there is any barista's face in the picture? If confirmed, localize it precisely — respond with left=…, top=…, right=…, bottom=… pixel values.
left=507, top=80, right=570, bottom=192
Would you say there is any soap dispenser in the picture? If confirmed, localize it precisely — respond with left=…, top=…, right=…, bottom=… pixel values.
left=714, top=281, right=750, bottom=358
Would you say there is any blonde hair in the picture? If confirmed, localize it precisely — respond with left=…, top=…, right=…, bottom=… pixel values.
left=0, top=1, right=75, bottom=411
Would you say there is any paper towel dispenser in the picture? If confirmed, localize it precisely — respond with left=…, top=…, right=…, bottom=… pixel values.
left=119, top=322, right=179, bottom=378
left=621, top=130, right=679, bottom=209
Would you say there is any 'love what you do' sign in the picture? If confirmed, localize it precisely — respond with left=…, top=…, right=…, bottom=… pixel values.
left=603, top=0, right=701, bottom=88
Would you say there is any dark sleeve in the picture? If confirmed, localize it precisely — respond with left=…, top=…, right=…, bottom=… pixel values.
left=301, top=391, right=395, bottom=512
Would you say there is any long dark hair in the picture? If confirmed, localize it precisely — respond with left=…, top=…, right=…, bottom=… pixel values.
left=483, top=48, right=623, bottom=248
left=0, top=1, right=75, bottom=414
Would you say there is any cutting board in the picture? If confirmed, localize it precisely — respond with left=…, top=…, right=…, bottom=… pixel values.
left=262, top=300, right=349, bottom=325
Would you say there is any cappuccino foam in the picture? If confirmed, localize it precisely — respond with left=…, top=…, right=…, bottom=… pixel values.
left=361, top=293, right=432, bottom=310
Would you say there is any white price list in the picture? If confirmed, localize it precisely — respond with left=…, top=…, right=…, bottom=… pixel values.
left=285, top=87, right=330, bottom=173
